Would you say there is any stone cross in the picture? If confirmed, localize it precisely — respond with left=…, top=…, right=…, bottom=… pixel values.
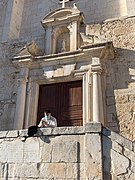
left=59, top=0, right=69, bottom=8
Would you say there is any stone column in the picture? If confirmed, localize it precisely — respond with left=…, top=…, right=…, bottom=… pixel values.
left=13, top=68, right=29, bottom=130
left=91, top=57, right=102, bottom=123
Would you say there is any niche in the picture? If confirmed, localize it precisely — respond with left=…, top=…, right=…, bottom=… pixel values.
left=54, top=26, right=70, bottom=54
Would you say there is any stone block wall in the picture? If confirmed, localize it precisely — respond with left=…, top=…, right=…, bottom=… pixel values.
left=0, top=0, right=135, bottom=141
left=102, top=127, right=135, bottom=180
left=0, top=124, right=103, bottom=179
left=0, top=124, right=134, bottom=179
left=86, top=16, right=135, bottom=141
left=0, top=40, right=26, bottom=131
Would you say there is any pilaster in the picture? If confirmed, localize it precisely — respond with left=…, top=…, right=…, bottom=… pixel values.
left=45, top=27, right=53, bottom=55
left=24, top=78, right=39, bottom=128
left=13, top=67, right=29, bottom=130
left=70, top=21, right=78, bottom=51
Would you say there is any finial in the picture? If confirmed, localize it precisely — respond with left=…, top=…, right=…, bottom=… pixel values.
left=59, top=0, right=69, bottom=8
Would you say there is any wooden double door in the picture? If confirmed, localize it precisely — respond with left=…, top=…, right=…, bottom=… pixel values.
left=37, top=80, right=83, bottom=127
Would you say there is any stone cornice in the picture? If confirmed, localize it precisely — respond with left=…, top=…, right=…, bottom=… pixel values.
left=12, top=42, right=115, bottom=69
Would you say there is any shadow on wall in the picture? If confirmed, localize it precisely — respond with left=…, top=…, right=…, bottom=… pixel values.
left=102, top=128, right=112, bottom=180
left=105, top=48, right=135, bottom=138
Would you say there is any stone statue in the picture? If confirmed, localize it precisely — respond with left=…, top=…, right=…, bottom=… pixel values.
left=61, top=39, right=66, bottom=52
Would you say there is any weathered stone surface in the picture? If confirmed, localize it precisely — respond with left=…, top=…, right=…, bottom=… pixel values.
left=85, top=134, right=102, bottom=179
left=0, top=140, right=23, bottom=163
left=0, top=131, right=8, bottom=138
left=111, top=149, right=130, bottom=176
left=6, top=163, right=14, bottom=178
left=6, top=130, right=18, bottom=138
left=103, top=128, right=133, bottom=151
left=103, top=131, right=135, bottom=179
left=113, top=26, right=134, bottom=36
left=39, top=127, right=52, bottom=136
left=19, top=129, right=28, bottom=137
left=85, top=122, right=102, bottom=133
left=52, top=139, right=78, bottom=163
left=39, top=163, right=66, bottom=179
left=102, top=135, right=112, bottom=180
left=111, top=131, right=133, bottom=151
left=0, top=163, right=3, bottom=178
left=124, top=148, right=135, bottom=163
left=41, top=143, right=52, bottom=162
left=66, top=163, right=85, bottom=179
left=7, top=139, right=23, bottom=163
left=0, top=128, right=134, bottom=179
left=39, top=126, right=84, bottom=136
left=0, top=141, right=8, bottom=163
left=112, top=141, right=123, bottom=154
left=13, top=163, right=39, bottom=178
left=23, top=138, right=40, bottom=162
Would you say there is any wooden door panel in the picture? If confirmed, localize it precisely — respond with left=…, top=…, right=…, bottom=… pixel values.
left=39, top=84, right=57, bottom=108
left=60, top=105, right=83, bottom=126
left=61, top=106, right=82, bottom=119
left=62, top=81, right=82, bottom=106
left=59, top=81, right=82, bottom=126
left=37, top=84, right=58, bottom=124
left=37, top=80, right=83, bottom=126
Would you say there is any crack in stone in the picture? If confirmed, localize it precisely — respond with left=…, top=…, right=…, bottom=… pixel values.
left=50, top=145, right=53, bottom=162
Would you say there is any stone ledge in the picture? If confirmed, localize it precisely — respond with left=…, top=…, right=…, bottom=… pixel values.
left=84, top=122, right=102, bottom=133
left=0, top=123, right=102, bottom=138
left=41, top=123, right=102, bottom=136
left=0, top=131, right=8, bottom=138
left=102, top=127, right=133, bottom=151
left=6, top=130, right=19, bottom=138
left=0, top=130, right=19, bottom=139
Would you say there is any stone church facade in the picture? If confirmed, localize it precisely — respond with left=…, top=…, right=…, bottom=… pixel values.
left=0, top=0, right=135, bottom=179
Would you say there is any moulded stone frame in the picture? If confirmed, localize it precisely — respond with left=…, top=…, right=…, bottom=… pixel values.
left=13, top=42, right=114, bottom=130
left=24, top=68, right=92, bottom=128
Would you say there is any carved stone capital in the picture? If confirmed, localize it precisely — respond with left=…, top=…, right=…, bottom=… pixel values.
left=91, top=64, right=102, bottom=75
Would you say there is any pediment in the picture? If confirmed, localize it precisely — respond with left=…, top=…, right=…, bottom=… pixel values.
left=42, top=7, right=84, bottom=27
left=43, top=8, right=80, bottom=20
